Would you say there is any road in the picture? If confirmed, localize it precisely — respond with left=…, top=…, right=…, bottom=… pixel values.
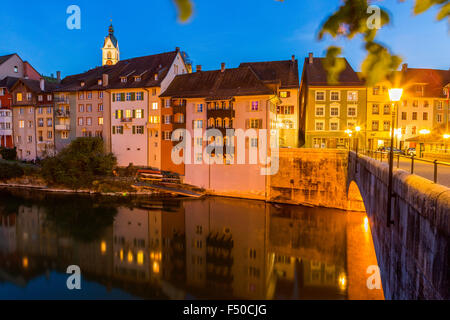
left=370, top=155, right=450, bottom=187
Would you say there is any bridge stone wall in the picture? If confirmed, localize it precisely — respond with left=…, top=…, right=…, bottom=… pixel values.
left=348, top=152, right=450, bottom=300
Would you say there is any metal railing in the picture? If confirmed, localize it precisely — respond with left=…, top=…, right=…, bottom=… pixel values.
left=363, top=150, right=450, bottom=184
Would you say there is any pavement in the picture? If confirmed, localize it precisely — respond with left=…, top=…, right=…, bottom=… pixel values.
left=370, top=155, right=450, bottom=187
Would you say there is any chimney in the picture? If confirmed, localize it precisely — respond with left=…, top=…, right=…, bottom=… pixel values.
left=221, top=63, right=226, bottom=73
left=102, top=74, right=109, bottom=87
left=40, top=78, right=45, bottom=91
left=197, top=65, right=202, bottom=72
left=57, top=71, right=61, bottom=83
left=292, top=55, right=296, bottom=62
left=308, top=52, right=314, bottom=64
left=175, top=47, right=180, bottom=52
left=402, top=63, right=408, bottom=72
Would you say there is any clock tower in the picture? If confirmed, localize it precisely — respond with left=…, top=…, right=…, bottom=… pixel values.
left=102, top=24, right=120, bottom=66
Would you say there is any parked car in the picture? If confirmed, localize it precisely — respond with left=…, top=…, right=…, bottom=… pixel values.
left=406, top=148, right=417, bottom=156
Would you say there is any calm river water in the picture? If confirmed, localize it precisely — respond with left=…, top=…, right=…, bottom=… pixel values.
left=0, top=189, right=384, bottom=300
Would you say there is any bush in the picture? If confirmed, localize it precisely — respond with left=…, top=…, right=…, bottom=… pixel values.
left=41, top=137, right=117, bottom=190
left=0, top=162, right=24, bottom=181
left=0, top=147, right=17, bottom=161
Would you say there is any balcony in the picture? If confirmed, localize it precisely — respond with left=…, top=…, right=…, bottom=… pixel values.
left=120, top=118, right=133, bottom=123
left=0, top=129, right=12, bottom=136
left=207, top=108, right=235, bottom=118
left=55, top=110, right=70, bottom=118
left=55, top=124, right=70, bottom=131
left=54, top=97, right=70, bottom=104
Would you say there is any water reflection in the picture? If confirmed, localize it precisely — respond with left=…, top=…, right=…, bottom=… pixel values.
left=0, top=189, right=382, bottom=300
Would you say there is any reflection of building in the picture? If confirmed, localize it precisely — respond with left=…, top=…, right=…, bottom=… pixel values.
left=0, top=214, right=17, bottom=254
left=184, top=198, right=270, bottom=299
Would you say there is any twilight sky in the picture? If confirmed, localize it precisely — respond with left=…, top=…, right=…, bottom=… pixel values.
left=0, top=0, right=448, bottom=78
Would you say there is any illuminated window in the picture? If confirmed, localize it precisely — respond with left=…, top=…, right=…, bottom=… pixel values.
left=315, top=106, right=325, bottom=117
left=125, top=110, right=132, bottom=118
left=152, top=102, right=158, bottom=110
left=315, top=91, right=325, bottom=101
left=280, top=91, right=290, bottom=98
left=330, top=91, right=340, bottom=101
left=17, top=93, right=23, bottom=102
left=19, top=120, right=25, bottom=128
left=135, top=109, right=143, bottom=119
left=137, top=251, right=144, bottom=265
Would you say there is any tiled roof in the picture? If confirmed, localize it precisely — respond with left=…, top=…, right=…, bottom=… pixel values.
left=56, top=51, right=179, bottom=92
left=239, top=60, right=300, bottom=89
left=160, top=66, right=274, bottom=99
left=402, top=68, right=450, bottom=98
left=303, top=57, right=364, bottom=86
left=0, top=76, right=20, bottom=90
left=11, top=78, right=60, bottom=93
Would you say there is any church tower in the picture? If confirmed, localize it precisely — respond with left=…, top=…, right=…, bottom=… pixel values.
left=102, top=24, right=120, bottom=66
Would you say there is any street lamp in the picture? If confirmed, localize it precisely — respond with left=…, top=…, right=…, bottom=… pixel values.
left=345, top=129, right=353, bottom=151
left=444, top=134, right=450, bottom=153
left=386, top=88, right=403, bottom=227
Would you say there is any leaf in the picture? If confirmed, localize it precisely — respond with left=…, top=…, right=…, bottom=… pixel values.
left=436, top=2, right=450, bottom=21
left=173, top=0, right=193, bottom=23
left=323, top=46, right=347, bottom=84
left=414, top=0, right=435, bottom=15
left=360, top=42, right=402, bottom=86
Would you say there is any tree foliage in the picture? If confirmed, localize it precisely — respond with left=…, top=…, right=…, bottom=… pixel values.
left=0, top=161, right=24, bottom=181
left=41, top=137, right=117, bottom=190
left=172, top=0, right=449, bottom=85
left=0, top=147, right=17, bottom=161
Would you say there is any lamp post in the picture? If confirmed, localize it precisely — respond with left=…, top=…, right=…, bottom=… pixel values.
left=345, top=129, right=353, bottom=151
left=355, top=126, right=361, bottom=156
left=387, top=88, right=403, bottom=227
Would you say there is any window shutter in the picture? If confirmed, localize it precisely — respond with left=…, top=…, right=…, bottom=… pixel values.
left=112, top=126, right=116, bottom=134
left=112, top=94, right=115, bottom=102
left=131, top=93, right=136, bottom=101
left=132, top=126, right=136, bottom=134
left=121, top=93, right=125, bottom=101
left=115, top=110, right=118, bottom=119
left=133, top=110, right=136, bottom=118
left=245, top=119, right=249, bottom=129
left=192, top=120, right=195, bottom=129
left=141, top=109, right=145, bottom=119
left=258, top=119, right=263, bottom=129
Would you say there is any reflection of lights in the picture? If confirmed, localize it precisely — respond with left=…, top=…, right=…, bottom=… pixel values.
left=119, top=250, right=124, bottom=261
left=388, top=88, right=403, bottom=102
left=364, top=217, right=369, bottom=233
left=419, top=129, right=431, bottom=135
left=101, top=241, right=107, bottom=254
left=338, top=273, right=347, bottom=291
left=137, top=251, right=144, bottom=265
left=150, top=251, right=155, bottom=260
left=22, top=257, right=29, bottom=269
left=444, top=134, right=450, bottom=139
left=153, top=262, right=160, bottom=274
left=127, top=251, right=133, bottom=263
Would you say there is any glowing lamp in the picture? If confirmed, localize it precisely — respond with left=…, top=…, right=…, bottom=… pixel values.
left=388, top=88, right=403, bottom=102
left=444, top=134, right=450, bottom=139
left=419, top=129, right=430, bottom=135
left=355, top=126, right=361, bottom=132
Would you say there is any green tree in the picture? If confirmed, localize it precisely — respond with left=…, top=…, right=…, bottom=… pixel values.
left=172, top=0, right=449, bottom=84
left=41, top=137, right=117, bottom=190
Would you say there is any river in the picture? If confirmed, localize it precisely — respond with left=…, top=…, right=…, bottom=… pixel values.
left=0, top=189, right=384, bottom=300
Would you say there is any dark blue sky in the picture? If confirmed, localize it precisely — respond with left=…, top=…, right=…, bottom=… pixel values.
left=0, top=0, right=448, bottom=78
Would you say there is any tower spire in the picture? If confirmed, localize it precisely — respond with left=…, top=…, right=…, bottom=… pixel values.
left=102, top=21, right=120, bottom=66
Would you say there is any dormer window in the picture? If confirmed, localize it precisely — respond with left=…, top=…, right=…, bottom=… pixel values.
left=98, top=79, right=103, bottom=86
left=14, top=66, right=18, bottom=73
left=121, top=77, right=127, bottom=83
left=135, top=76, right=141, bottom=82
left=154, top=74, right=158, bottom=81
left=81, top=81, right=85, bottom=87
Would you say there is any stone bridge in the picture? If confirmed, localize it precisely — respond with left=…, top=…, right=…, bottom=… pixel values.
left=348, top=151, right=450, bottom=300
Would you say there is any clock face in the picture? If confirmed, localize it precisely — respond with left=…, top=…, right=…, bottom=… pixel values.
left=106, top=60, right=113, bottom=66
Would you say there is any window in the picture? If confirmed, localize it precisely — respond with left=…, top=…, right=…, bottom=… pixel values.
left=412, top=112, right=418, bottom=120
left=424, top=100, right=429, bottom=108
left=17, top=93, right=22, bottom=102
left=315, top=91, right=325, bottom=101
left=152, top=102, right=158, bottom=110
left=47, top=131, right=52, bottom=139
left=163, top=131, right=172, bottom=140
left=19, top=120, right=25, bottom=128
left=149, top=116, right=160, bottom=124
left=412, top=126, right=417, bottom=135
left=136, top=126, right=145, bottom=134
left=87, top=92, right=92, bottom=100
left=315, top=121, right=324, bottom=131
left=135, top=109, right=143, bottom=119
left=61, top=131, right=69, bottom=139
left=193, top=120, right=203, bottom=129
left=87, top=104, right=92, bottom=112
left=347, top=106, right=357, bottom=117
left=47, top=118, right=52, bottom=127
left=38, top=107, right=43, bottom=114
left=27, top=136, right=33, bottom=143
left=113, top=126, right=124, bottom=134
left=136, top=92, right=143, bottom=101
left=152, top=88, right=156, bottom=96
left=99, top=91, right=104, bottom=99
left=38, top=95, right=43, bottom=102
left=29, top=107, right=33, bottom=113
left=14, top=66, right=18, bottom=73
left=164, top=115, right=171, bottom=124
left=423, top=112, right=428, bottom=121
left=38, top=118, right=44, bottom=127
left=38, top=131, right=43, bottom=142
left=383, top=121, right=390, bottom=131
left=248, top=119, right=262, bottom=129
left=78, top=118, right=84, bottom=126
left=383, top=104, right=391, bottom=115
left=347, top=91, right=358, bottom=102
left=0, top=88, right=4, bottom=96
left=98, top=104, right=104, bottom=112
left=437, top=101, right=443, bottom=110
left=437, top=114, right=443, bottom=123
left=98, top=117, right=104, bottom=125
left=126, top=93, right=131, bottom=101
left=372, top=121, right=379, bottom=131
left=26, top=93, right=32, bottom=101
left=251, top=101, right=259, bottom=111
left=280, top=91, right=290, bottom=98
left=125, top=110, right=132, bottom=119
left=216, top=118, right=222, bottom=128
left=196, top=104, right=203, bottom=113
left=121, top=77, right=127, bottom=83
left=86, top=117, right=92, bottom=126
left=79, top=105, right=84, bottom=112
left=315, top=106, right=325, bottom=117
left=401, top=112, right=407, bottom=120
left=79, top=92, right=84, bottom=99
left=250, top=138, right=258, bottom=148
left=135, top=77, right=141, bottom=82
left=47, top=107, right=52, bottom=114
left=282, top=120, right=294, bottom=129
left=330, top=107, right=339, bottom=117
left=372, top=86, right=380, bottom=95
left=115, top=93, right=122, bottom=101
left=330, top=91, right=340, bottom=101
left=16, top=136, right=21, bottom=143
left=330, top=120, right=339, bottom=131
left=413, top=100, right=418, bottom=107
